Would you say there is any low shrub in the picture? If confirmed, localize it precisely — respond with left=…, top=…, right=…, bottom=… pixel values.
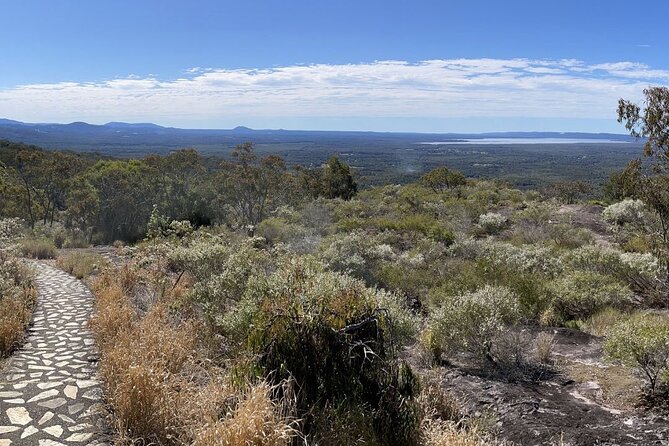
left=427, top=285, right=521, bottom=362
left=534, top=332, right=556, bottom=364
left=238, top=259, right=421, bottom=443
left=477, top=212, right=508, bottom=235
left=549, top=271, right=633, bottom=322
left=602, top=199, right=646, bottom=226
left=20, top=237, right=57, bottom=259
left=605, top=312, right=669, bottom=393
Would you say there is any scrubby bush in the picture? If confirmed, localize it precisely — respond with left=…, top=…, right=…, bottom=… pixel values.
left=427, top=285, right=521, bottom=362
left=602, top=199, right=646, bottom=226
left=450, top=239, right=563, bottom=278
left=233, top=258, right=421, bottom=442
left=563, top=245, right=665, bottom=301
left=547, top=223, right=594, bottom=249
left=257, top=217, right=311, bottom=247
left=549, top=271, right=633, bottom=322
left=605, top=312, right=669, bottom=393
left=477, top=212, right=508, bottom=235
left=582, top=307, right=628, bottom=337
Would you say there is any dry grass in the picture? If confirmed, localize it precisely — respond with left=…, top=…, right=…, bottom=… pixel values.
left=566, top=361, right=641, bottom=410
left=422, top=420, right=497, bottom=446
left=20, top=237, right=57, bottom=259
left=56, top=251, right=108, bottom=279
left=0, top=288, right=36, bottom=357
left=90, top=266, right=297, bottom=445
left=534, top=332, right=556, bottom=364
left=0, top=259, right=36, bottom=357
left=193, top=382, right=298, bottom=446
left=582, top=307, right=628, bottom=338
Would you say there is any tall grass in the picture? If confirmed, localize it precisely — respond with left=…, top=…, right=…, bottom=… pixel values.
left=56, top=251, right=108, bottom=279
left=89, top=267, right=297, bottom=445
left=20, top=237, right=57, bottom=259
left=0, top=256, right=36, bottom=357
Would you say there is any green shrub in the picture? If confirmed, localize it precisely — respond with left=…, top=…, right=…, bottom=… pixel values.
left=477, top=212, right=508, bottom=235
left=257, top=217, right=310, bottom=246
left=20, top=237, right=57, bottom=259
left=548, top=224, right=594, bottom=249
left=605, top=312, right=669, bottom=392
left=241, top=258, right=421, bottom=443
left=549, top=271, right=633, bottom=322
left=337, top=215, right=454, bottom=245
left=427, top=285, right=521, bottom=362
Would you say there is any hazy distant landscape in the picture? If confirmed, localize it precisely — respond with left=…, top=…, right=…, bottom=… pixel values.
left=0, top=118, right=642, bottom=188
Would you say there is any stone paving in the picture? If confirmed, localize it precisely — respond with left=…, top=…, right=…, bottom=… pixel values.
left=0, top=263, right=108, bottom=445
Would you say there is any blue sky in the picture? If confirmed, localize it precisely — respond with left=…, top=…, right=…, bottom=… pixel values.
left=1, top=0, right=668, bottom=132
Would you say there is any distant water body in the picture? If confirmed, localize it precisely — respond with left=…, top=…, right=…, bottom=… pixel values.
left=419, top=138, right=630, bottom=145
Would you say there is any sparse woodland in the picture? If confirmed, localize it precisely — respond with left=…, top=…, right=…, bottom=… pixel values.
left=2, top=88, right=669, bottom=445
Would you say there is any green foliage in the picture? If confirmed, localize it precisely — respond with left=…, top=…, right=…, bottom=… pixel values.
left=318, top=156, right=358, bottom=200
left=602, top=199, right=646, bottom=226
left=549, top=271, right=633, bottom=322
left=544, top=181, right=592, bottom=204
left=477, top=212, right=508, bottom=235
left=242, top=259, right=419, bottom=442
left=605, top=312, right=669, bottom=392
left=420, top=166, right=466, bottom=192
left=427, top=285, right=521, bottom=362
left=338, top=214, right=454, bottom=245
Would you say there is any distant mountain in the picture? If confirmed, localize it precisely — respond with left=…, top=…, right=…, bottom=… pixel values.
left=0, top=118, right=637, bottom=158
left=104, top=122, right=167, bottom=130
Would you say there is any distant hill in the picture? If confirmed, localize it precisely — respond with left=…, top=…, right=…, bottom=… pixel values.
left=0, top=118, right=635, bottom=157
left=0, top=118, right=644, bottom=189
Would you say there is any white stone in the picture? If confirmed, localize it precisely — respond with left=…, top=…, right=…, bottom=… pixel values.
left=27, top=388, right=59, bottom=403
left=38, top=411, right=55, bottom=425
left=0, top=426, right=20, bottom=433
left=6, top=407, right=31, bottom=425
left=21, top=425, right=39, bottom=439
left=65, top=433, right=93, bottom=442
left=44, top=424, right=64, bottom=437
left=64, top=385, right=78, bottom=399
left=37, top=381, right=63, bottom=390
left=0, top=391, right=21, bottom=398
left=38, top=397, right=67, bottom=409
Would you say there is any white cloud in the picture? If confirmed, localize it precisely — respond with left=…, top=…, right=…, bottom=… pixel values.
left=0, top=58, right=667, bottom=129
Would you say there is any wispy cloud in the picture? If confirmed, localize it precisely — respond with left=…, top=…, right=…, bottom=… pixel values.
left=0, top=58, right=667, bottom=129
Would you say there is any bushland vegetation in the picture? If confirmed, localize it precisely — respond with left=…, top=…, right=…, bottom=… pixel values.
left=4, top=88, right=669, bottom=444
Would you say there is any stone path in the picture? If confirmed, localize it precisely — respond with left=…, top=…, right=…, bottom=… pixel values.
left=0, top=263, right=108, bottom=445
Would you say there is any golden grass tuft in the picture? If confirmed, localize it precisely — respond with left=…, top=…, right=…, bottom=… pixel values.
left=90, top=268, right=249, bottom=445
left=0, top=287, right=36, bottom=356
left=534, top=332, right=556, bottom=364
left=0, top=259, right=36, bottom=358
left=194, top=382, right=298, bottom=446
left=422, top=420, right=495, bottom=446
